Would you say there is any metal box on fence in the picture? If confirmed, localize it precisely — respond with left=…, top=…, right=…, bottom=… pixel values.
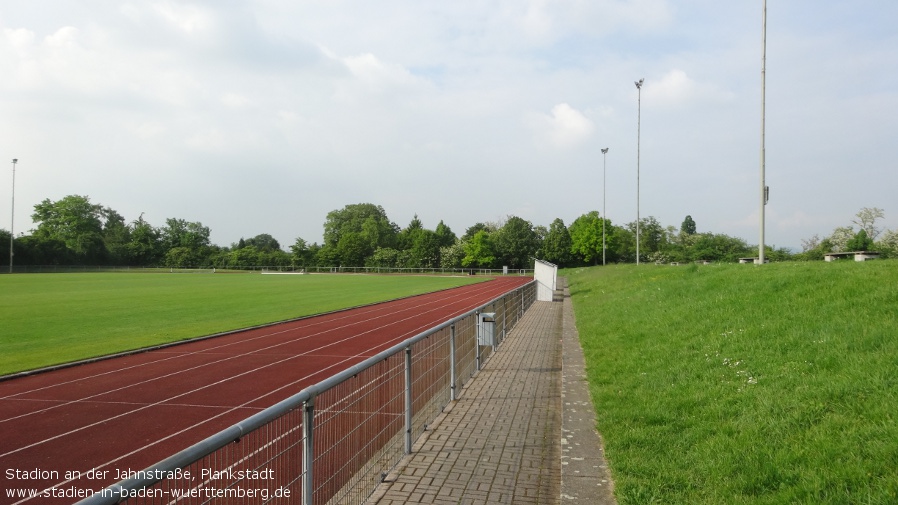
left=478, top=312, right=497, bottom=347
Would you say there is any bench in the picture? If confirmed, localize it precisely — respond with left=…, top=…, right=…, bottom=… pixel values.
left=738, top=257, right=769, bottom=264
left=824, top=251, right=880, bottom=262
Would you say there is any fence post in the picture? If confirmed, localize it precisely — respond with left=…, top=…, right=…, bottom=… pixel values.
left=302, top=397, right=315, bottom=505
left=475, top=311, right=482, bottom=371
left=404, top=345, right=413, bottom=454
left=502, top=296, right=507, bottom=345
left=450, top=323, right=457, bottom=402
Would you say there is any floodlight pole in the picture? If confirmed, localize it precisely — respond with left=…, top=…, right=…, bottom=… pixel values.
left=758, top=0, right=767, bottom=265
left=635, top=78, right=644, bottom=265
left=9, top=158, right=17, bottom=274
left=601, top=148, right=609, bottom=266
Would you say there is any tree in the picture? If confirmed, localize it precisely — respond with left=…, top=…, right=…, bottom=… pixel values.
left=323, top=204, right=398, bottom=250
left=434, top=220, right=457, bottom=248
left=127, top=216, right=162, bottom=266
left=398, top=214, right=424, bottom=251
left=541, top=218, right=573, bottom=266
left=0, top=229, right=9, bottom=265
left=845, top=229, right=874, bottom=251
left=16, top=234, right=72, bottom=264
left=159, top=218, right=212, bottom=266
left=876, top=229, right=898, bottom=258
left=31, top=195, right=106, bottom=262
left=493, top=216, right=539, bottom=269
left=160, top=218, right=211, bottom=251
left=368, top=247, right=401, bottom=268
left=462, top=223, right=493, bottom=241
left=228, top=245, right=261, bottom=268
left=681, top=215, right=697, bottom=235
left=336, top=232, right=369, bottom=266
left=316, top=244, right=340, bottom=266
left=626, top=216, right=667, bottom=257
left=440, top=239, right=466, bottom=269
left=102, top=208, right=131, bottom=265
left=321, top=203, right=399, bottom=265
left=568, top=212, right=604, bottom=265
left=406, top=228, right=441, bottom=268
left=245, top=233, right=281, bottom=252
left=690, top=233, right=751, bottom=262
left=164, top=247, right=195, bottom=268
left=800, top=234, right=821, bottom=253
left=290, top=237, right=315, bottom=266
left=462, top=230, right=496, bottom=268
left=852, top=207, right=885, bottom=240
left=827, top=226, right=855, bottom=252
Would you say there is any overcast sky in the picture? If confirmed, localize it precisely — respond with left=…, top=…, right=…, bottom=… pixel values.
left=2, top=1, right=896, bottom=251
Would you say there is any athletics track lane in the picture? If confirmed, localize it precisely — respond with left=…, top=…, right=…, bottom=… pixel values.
left=0, top=276, right=530, bottom=504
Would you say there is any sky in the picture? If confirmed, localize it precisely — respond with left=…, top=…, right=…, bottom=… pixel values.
left=1, top=1, right=896, bottom=251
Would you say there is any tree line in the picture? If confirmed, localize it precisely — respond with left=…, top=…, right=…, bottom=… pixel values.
left=0, top=196, right=894, bottom=270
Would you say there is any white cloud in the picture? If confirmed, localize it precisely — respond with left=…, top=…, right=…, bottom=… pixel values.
left=220, top=92, right=249, bottom=109
left=528, top=103, right=595, bottom=148
left=5, top=27, right=36, bottom=51
left=129, top=121, right=166, bottom=140
left=0, top=1, right=896, bottom=250
left=339, top=52, right=427, bottom=95
left=151, top=1, right=212, bottom=35
left=647, top=69, right=734, bottom=109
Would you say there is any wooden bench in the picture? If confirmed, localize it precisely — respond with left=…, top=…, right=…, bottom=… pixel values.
left=824, top=251, right=880, bottom=262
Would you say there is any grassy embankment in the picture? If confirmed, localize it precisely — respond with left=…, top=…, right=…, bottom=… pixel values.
left=567, top=261, right=897, bottom=505
left=0, top=272, right=485, bottom=375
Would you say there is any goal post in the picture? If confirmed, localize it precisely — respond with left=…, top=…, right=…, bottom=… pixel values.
left=533, top=259, right=557, bottom=302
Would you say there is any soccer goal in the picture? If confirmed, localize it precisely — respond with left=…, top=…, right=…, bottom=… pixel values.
left=533, top=259, right=557, bottom=302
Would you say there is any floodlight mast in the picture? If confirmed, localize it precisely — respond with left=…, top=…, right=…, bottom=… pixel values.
left=601, top=147, right=609, bottom=266
left=9, top=158, right=18, bottom=274
left=759, top=0, right=767, bottom=264
left=635, top=78, right=644, bottom=265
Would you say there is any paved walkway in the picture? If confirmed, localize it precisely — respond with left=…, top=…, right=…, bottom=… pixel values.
left=367, top=280, right=616, bottom=505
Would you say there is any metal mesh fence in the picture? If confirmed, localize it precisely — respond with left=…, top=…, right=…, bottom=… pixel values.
left=79, top=280, right=537, bottom=505
left=87, top=406, right=305, bottom=504
left=314, top=354, right=406, bottom=505
left=410, top=327, right=453, bottom=441
left=453, top=313, right=479, bottom=397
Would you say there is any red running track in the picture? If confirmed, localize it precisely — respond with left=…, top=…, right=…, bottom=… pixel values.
left=0, top=276, right=531, bottom=504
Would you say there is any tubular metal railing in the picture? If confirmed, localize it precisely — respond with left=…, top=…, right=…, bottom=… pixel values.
left=76, top=280, right=537, bottom=505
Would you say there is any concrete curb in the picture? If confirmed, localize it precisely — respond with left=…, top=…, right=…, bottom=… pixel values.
left=559, top=278, right=617, bottom=504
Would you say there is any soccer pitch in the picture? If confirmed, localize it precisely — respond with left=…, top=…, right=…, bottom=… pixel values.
left=0, top=272, right=487, bottom=376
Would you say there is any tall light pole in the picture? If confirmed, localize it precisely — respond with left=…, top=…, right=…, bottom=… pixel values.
left=601, top=148, right=609, bottom=266
left=758, top=0, right=767, bottom=264
left=635, top=78, right=644, bottom=265
left=9, top=158, right=18, bottom=274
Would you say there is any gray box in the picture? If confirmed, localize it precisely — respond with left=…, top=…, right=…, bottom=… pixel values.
left=478, top=312, right=496, bottom=347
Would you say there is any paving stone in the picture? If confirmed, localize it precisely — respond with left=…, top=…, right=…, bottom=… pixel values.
left=367, top=280, right=615, bottom=505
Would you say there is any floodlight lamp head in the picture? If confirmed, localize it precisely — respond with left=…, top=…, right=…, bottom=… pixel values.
left=12, top=159, right=17, bottom=164
left=635, top=78, right=644, bottom=89
left=601, top=148, right=609, bottom=154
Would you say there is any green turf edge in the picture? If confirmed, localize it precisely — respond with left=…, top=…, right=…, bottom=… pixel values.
left=0, top=273, right=492, bottom=376
left=565, top=261, right=898, bottom=505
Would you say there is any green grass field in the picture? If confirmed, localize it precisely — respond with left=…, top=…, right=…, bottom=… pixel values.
left=567, top=261, right=898, bottom=505
left=0, top=272, right=486, bottom=375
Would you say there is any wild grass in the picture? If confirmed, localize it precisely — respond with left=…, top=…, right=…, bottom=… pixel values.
left=567, top=261, right=898, bottom=505
left=0, top=272, right=484, bottom=375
